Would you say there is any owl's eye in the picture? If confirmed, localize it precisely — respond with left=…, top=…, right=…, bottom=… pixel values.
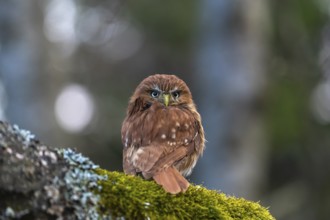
left=172, top=91, right=180, bottom=99
left=150, top=90, right=160, bottom=98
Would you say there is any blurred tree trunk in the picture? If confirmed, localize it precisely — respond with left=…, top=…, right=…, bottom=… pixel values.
left=0, top=0, right=63, bottom=145
left=193, top=0, right=269, bottom=199
left=0, top=0, right=47, bottom=135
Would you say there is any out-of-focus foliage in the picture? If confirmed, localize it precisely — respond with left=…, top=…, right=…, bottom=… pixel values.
left=267, top=0, right=325, bottom=175
left=266, top=0, right=329, bottom=219
left=127, top=0, right=197, bottom=50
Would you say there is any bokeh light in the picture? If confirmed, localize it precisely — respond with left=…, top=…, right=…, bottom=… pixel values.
left=44, top=0, right=77, bottom=54
left=55, top=84, right=95, bottom=133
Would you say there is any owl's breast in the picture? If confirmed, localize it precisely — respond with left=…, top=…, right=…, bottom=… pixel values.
left=122, top=103, right=204, bottom=160
left=138, top=105, right=199, bottom=149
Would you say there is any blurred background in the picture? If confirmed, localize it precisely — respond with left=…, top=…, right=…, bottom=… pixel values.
left=0, top=0, right=329, bottom=219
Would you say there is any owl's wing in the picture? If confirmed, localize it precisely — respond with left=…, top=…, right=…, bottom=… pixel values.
left=123, top=142, right=191, bottom=179
left=142, top=145, right=190, bottom=179
left=131, top=145, right=163, bottom=173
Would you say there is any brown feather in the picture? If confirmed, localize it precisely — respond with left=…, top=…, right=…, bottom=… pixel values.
left=132, top=146, right=163, bottom=175
left=121, top=74, right=205, bottom=194
left=145, top=146, right=188, bottom=177
left=153, top=167, right=189, bottom=194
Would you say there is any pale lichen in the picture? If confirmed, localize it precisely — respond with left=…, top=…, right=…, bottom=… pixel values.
left=0, top=122, right=106, bottom=219
left=56, top=148, right=107, bottom=219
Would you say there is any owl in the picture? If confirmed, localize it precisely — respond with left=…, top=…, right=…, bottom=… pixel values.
left=121, top=74, right=205, bottom=194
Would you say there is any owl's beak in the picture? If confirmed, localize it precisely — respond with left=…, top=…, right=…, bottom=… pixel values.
left=163, top=94, right=170, bottom=106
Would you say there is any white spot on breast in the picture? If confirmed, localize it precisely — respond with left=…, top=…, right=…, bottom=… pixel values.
left=171, top=133, right=176, bottom=139
left=171, top=128, right=176, bottom=133
left=161, top=134, right=166, bottom=139
left=184, top=123, right=189, bottom=129
left=132, top=148, right=144, bottom=166
left=184, top=139, right=189, bottom=145
left=167, top=141, right=177, bottom=146
left=175, top=122, right=180, bottom=127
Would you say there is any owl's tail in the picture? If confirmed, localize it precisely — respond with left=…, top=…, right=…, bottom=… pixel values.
left=153, top=166, right=190, bottom=194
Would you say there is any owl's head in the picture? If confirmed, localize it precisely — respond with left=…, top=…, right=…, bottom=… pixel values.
left=131, top=74, right=194, bottom=107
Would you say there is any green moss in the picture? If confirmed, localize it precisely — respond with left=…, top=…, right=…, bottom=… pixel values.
left=95, top=169, right=275, bottom=220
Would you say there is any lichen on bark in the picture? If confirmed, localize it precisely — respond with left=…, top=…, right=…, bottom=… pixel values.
left=0, top=121, right=104, bottom=219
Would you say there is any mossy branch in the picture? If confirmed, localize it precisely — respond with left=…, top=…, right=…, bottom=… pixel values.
left=96, top=170, right=274, bottom=219
left=0, top=121, right=275, bottom=219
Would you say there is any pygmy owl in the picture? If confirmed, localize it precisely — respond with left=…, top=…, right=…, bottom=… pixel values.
left=121, top=74, right=205, bottom=194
